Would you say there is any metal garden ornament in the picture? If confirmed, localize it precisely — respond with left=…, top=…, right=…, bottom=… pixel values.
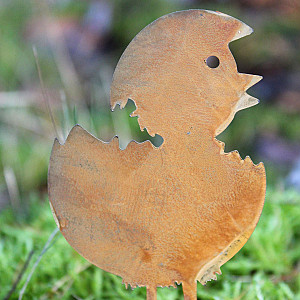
left=48, top=10, right=266, bottom=300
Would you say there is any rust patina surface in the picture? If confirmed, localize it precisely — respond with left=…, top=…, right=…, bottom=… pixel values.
left=48, top=10, right=266, bottom=300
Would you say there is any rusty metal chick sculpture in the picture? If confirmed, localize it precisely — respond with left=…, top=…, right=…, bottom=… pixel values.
left=48, top=10, right=266, bottom=300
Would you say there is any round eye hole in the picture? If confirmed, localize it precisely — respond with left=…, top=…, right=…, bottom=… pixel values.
left=205, top=56, right=220, bottom=68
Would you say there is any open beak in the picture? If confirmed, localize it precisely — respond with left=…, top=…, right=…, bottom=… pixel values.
left=235, top=74, right=263, bottom=112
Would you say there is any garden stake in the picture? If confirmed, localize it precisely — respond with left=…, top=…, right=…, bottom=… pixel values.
left=48, top=10, right=266, bottom=300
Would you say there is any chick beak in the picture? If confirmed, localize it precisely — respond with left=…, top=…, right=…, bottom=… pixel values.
left=235, top=74, right=262, bottom=112
left=235, top=93, right=260, bottom=112
left=240, top=74, right=263, bottom=90
left=231, top=22, right=253, bottom=42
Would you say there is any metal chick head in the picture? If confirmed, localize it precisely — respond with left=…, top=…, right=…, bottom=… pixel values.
left=48, top=10, right=266, bottom=300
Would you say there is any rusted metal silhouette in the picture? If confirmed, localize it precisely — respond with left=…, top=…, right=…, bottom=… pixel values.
left=48, top=10, right=266, bottom=300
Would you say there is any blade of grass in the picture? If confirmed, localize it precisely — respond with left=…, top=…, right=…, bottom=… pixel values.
left=4, top=250, right=35, bottom=300
left=33, top=46, right=62, bottom=143
left=18, top=227, right=59, bottom=300
left=3, top=166, right=21, bottom=213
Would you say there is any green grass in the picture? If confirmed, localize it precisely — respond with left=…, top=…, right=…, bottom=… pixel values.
left=1, top=187, right=300, bottom=299
left=1, top=1, right=300, bottom=299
